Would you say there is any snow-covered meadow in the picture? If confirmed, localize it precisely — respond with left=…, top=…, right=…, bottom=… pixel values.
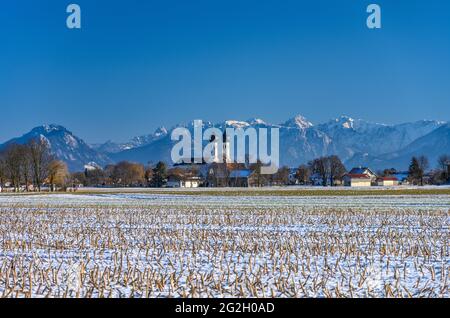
left=0, top=192, right=448, bottom=298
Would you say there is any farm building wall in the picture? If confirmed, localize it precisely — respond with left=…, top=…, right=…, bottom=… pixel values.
left=350, top=180, right=371, bottom=187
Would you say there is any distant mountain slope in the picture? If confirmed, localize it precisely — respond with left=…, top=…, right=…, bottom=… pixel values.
left=0, top=125, right=112, bottom=171
left=92, top=127, right=168, bottom=154
left=317, top=116, right=444, bottom=160
left=109, top=115, right=446, bottom=169
left=2, top=117, right=447, bottom=172
left=346, top=123, right=450, bottom=170
left=383, top=123, right=450, bottom=170
left=110, top=122, right=213, bottom=164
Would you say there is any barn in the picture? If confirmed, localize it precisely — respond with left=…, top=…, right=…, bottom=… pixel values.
left=343, top=174, right=372, bottom=187
left=166, top=175, right=202, bottom=188
left=376, top=176, right=399, bottom=186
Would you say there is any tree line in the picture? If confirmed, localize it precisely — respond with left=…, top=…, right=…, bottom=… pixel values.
left=294, top=155, right=347, bottom=186
left=71, top=161, right=169, bottom=188
left=1, top=140, right=448, bottom=191
left=72, top=160, right=294, bottom=188
left=292, top=154, right=450, bottom=187
left=407, top=155, right=449, bottom=186
left=0, top=139, right=69, bottom=192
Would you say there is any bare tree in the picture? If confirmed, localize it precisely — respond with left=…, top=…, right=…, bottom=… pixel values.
left=70, top=171, right=87, bottom=188
left=308, top=155, right=346, bottom=186
left=249, top=160, right=268, bottom=187
left=144, top=165, right=154, bottom=187
left=17, top=144, right=33, bottom=191
left=329, top=155, right=346, bottom=186
left=272, top=166, right=290, bottom=185
left=111, top=161, right=145, bottom=186
left=3, top=144, right=23, bottom=192
left=309, top=157, right=329, bottom=187
left=438, top=155, right=449, bottom=170
left=438, top=154, right=450, bottom=180
left=28, top=139, right=53, bottom=191
left=295, top=164, right=311, bottom=185
left=418, top=156, right=429, bottom=186
left=382, top=168, right=397, bottom=177
left=0, top=158, right=6, bottom=190
left=48, top=160, right=69, bottom=191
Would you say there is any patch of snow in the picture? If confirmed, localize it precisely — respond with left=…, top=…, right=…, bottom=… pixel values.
left=283, top=115, right=314, bottom=129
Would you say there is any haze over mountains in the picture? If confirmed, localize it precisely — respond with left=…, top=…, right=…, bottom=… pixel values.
left=0, top=116, right=447, bottom=172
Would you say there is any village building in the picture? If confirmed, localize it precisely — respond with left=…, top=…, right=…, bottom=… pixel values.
left=172, top=131, right=233, bottom=187
left=343, top=173, right=372, bottom=187
left=228, top=169, right=258, bottom=187
left=310, top=173, right=327, bottom=186
left=348, top=167, right=377, bottom=184
left=376, top=176, right=399, bottom=186
left=288, top=168, right=299, bottom=185
left=204, top=163, right=228, bottom=187
left=166, top=174, right=202, bottom=188
left=392, top=172, right=409, bottom=185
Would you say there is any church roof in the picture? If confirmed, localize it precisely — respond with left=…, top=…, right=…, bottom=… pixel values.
left=229, top=169, right=253, bottom=178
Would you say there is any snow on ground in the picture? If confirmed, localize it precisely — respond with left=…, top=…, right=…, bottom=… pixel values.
left=0, top=192, right=448, bottom=298
left=1, top=192, right=449, bottom=210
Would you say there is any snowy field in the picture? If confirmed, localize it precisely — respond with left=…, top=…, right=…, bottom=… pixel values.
left=0, top=192, right=448, bottom=298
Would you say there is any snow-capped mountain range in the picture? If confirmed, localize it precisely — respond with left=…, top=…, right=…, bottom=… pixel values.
left=0, top=125, right=112, bottom=171
left=1, top=116, right=448, bottom=171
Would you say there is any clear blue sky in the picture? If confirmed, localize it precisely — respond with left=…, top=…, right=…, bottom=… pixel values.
left=1, top=0, right=449, bottom=143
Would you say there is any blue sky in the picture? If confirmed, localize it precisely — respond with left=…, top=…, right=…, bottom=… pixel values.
left=1, top=0, right=449, bottom=143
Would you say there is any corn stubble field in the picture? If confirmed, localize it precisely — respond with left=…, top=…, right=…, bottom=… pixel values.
left=0, top=190, right=448, bottom=298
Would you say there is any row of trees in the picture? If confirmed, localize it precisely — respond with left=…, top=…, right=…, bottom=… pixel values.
left=0, top=139, right=69, bottom=192
left=1, top=140, right=448, bottom=190
left=408, top=154, right=449, bottom=186
left=72, top=161, right=168, bottom=188
left=204, top=161, right=292, bottom=187
left=294, top=155, right=346, bottom=186
left=293, top=154, right=450, bottom=187
left=75, top=154, right=448, bottom=188
left=74, top=160, right=294, bottom=188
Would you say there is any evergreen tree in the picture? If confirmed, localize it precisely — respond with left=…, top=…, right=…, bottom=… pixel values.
left=408, top=157, right=420, bottom=185
left=151, top=161, right=167, bottom=188
left=408, top=156, right=429, bottom=186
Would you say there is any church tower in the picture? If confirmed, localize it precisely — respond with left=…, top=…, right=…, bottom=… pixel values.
left=210, top=132, right=231, bottom=163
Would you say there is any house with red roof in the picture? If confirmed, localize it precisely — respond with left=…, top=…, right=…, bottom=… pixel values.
left=343, top=173, right=372, bottom=187
left=376, top=176, right=399, bottom=186
left=343, top=167, right=378, bottom=187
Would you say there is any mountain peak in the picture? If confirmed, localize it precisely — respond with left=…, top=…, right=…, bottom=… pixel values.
left=334, top=115, right=355, bottom=129
left=31, top=124, right=69, bottom=134
left=224, top=120, right=250, bottom=128
left=283, top=115, right=313, bottom=129
left=154, top=126, right=168, bottom=136
left=0, top=124, right=111, bottom=171
left=246, top=118, right=267, bottom=126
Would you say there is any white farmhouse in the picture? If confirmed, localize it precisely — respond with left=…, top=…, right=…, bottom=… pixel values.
left=167, top=175, right=201, bottom=188
left=343, top=173, right=372, bottom=187
left=348, top=167, right=377, bottom=183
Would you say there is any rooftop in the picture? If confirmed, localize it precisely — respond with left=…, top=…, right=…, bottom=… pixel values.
left=345, top=173, right=371, bottom=179
left=377, top=177, right=399, bottom=181
left=229, top=170, right=253, bottom=178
